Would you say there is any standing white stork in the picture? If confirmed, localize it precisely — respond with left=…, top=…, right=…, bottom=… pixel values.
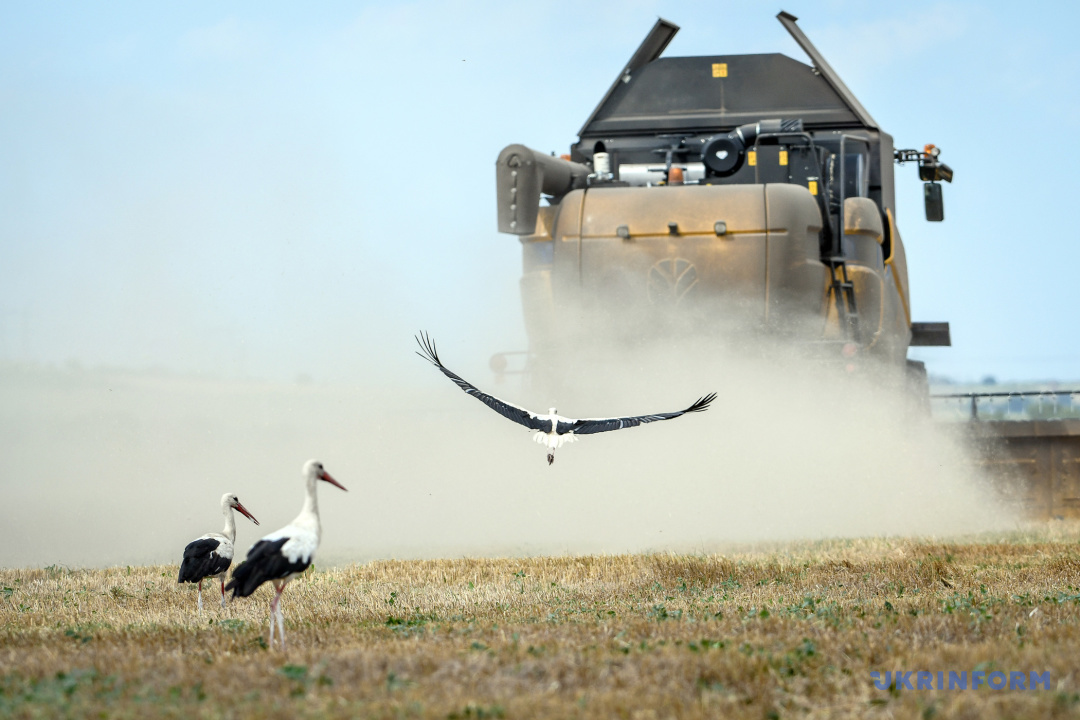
left=225, top=459, right=346, bottom=650
left=177, top=493, right=259, bottom=612
left=416, top=332, right=716, bottom=465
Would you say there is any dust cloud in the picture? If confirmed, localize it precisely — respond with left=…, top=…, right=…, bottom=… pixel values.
left=0, top=314, right=1015, bottom=569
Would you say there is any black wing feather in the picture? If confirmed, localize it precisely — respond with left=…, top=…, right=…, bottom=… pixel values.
left=559, top=393, right=716, bottom=435
left=177, top=538, right=231, bottom=583
left=224, top=538, right=311, bottom=598
left=416, top=331, right=549, bottom=432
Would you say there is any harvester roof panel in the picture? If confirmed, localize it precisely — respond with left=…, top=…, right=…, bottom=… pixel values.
left=581, top=53, right=861, bottom=136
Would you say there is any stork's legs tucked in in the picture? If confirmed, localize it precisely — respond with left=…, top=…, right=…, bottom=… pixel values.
left=534, top=430, right=573, bottom=467
left=268, top=581, right=287, bottom=650
left=197, top=579, right=203, bottom=612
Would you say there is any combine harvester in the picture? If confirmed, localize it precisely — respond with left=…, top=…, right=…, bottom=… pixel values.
left=495, top=11, right=951, bottom=394
left=492, top=11, right=1077, bottom=517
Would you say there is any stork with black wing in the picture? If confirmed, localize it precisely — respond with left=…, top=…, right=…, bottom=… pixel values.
left=416, top=332, right=715, bottom=465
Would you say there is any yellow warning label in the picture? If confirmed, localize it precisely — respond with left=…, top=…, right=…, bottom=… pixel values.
left=712, top=63, right=727, bottom=78
left=808, top=180, right=818, bottom=195
left=747, top=150, right=756, bottom=167
left=779, top=150, right=788, bottom=166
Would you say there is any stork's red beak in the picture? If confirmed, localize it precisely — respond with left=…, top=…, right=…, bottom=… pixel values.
left=235, top=502, right=260, bottom=525
left=320, top=470, right=347, bottom=491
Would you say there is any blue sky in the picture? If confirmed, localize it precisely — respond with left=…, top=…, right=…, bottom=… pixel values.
left=1, top=0, right=1078, bottom=383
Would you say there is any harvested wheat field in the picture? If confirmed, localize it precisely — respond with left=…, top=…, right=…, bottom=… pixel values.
left=3, top=528, right=1080, bottom=719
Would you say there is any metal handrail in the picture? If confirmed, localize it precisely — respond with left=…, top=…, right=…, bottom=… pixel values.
left=930, top=389, right=1080, bottom=421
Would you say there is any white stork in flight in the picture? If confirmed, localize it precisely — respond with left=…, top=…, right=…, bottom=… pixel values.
left=177, top=493, right=259, bottom=612
left=225, top=459, right=346, bottom=650
left=416, top=332, right=716, bottom=465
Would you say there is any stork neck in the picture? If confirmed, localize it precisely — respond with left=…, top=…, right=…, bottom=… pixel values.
left=221, top=506, right=237, bottom=544
left=300, top=474, right=320, bottom=522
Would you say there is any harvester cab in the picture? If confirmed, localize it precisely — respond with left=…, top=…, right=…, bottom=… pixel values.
left=495, top=11, right=953, bottom=386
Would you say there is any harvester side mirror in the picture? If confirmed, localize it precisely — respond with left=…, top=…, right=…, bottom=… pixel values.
left=924, top=182, right=944, bottom=222
left=894, top=146, right=953, bottom=222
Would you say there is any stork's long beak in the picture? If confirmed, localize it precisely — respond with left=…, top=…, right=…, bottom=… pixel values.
left=235, top=502, right=260, bottom=525
left=320, top=470, right=348, bottom=491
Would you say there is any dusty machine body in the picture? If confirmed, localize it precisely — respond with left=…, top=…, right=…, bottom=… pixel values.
left=496, top=12, right=952, bottom=385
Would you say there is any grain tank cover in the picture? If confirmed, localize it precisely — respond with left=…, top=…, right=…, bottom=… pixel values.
left=580, top=53, right=862, bottom=136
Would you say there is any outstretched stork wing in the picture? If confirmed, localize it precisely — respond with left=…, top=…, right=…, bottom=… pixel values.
left=556, top=393, right=716, bottom=435
left=416, top=332, right=550, bottom=432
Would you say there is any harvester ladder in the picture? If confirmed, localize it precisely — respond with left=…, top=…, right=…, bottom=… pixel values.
left=826, top=257, right=859, bottom=343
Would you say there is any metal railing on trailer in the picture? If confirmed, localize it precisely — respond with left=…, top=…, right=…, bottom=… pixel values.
left=931, top=389, right=1080, bottom=519
left=930, top=389, right=1080, bottom=421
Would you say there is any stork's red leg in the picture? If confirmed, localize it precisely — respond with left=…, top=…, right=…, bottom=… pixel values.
left=269, top=582, right=287, bottom=649
left=270, top=581, right=287, bottom=650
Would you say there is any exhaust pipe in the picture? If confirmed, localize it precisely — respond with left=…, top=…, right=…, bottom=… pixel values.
left=496, top=144, right=590, bottom=235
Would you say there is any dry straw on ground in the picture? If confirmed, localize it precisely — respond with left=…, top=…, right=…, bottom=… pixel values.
left=3, top=527, right=1080, bottom=718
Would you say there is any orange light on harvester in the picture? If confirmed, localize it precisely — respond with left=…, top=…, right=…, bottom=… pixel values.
left=668, top=167, right=684, bottom=185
